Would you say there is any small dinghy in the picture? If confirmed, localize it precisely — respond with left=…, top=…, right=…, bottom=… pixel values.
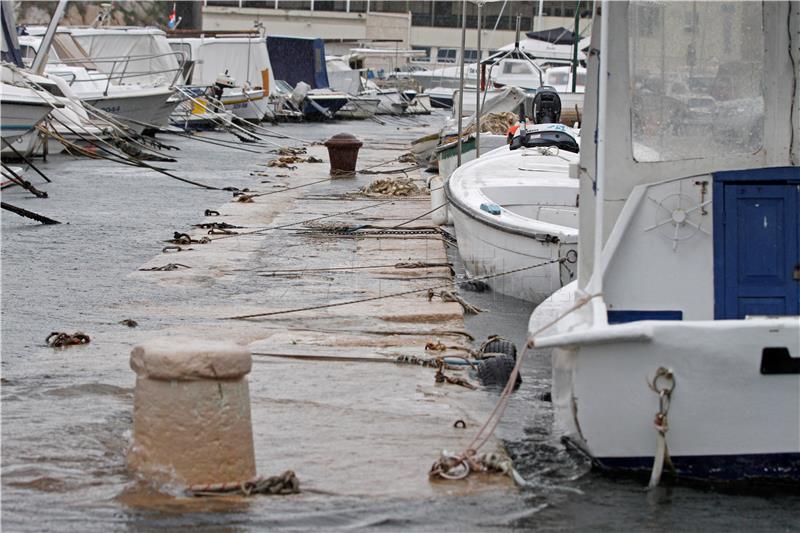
left=447, top=120, right=580, bottom=303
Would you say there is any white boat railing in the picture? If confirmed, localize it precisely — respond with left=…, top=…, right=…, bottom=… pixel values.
left=51, top=51, right=187, bottom=95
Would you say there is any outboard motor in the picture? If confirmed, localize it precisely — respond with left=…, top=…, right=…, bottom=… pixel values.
left=210, top=70, right=235, bottom=111
left=532, top=86, right=561, bottom=124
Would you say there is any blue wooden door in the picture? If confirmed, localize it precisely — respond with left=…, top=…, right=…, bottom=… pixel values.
left=717, top=180, right=799, bottom=319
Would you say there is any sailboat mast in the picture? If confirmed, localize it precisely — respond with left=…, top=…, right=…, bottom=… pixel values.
left=456, top=0, right=468, bottom=166
left=31, top=0, right=69, bottom=75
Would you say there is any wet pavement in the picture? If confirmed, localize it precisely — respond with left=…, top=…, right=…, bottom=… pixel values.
left=2, top=113, right=799, bottom=531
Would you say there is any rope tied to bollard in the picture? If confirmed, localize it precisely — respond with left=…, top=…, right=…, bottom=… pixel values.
left=187, top=470, right=300, bottom=497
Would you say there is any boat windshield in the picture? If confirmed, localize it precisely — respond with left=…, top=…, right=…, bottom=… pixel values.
left=628, top=2, right=764, bottom=162
left=510, top=130, right=579, bottom=153
left=52, top=33, right=97, bottom=71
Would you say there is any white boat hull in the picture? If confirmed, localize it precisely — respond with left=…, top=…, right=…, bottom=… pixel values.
left=406, top=94, right=432, bottom=115
left=449, top=201, right=576, bottom=303
left=223, top=89, right=269, bottom=122
left=336, top=97, right=379, bottom=120
left=537, top=316, right=800, bottom=481
left=86, top=88, right=174, bottom=135
left=1, top=98, right=52, bottom=143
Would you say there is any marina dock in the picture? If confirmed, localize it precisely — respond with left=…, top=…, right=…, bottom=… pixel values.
left=129, top=127, right=512, bottom=498
left=4, top=1, right=800, bottom=529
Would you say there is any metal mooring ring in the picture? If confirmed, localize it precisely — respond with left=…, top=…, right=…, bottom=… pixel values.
left=565, top=249, right=578, bottom=264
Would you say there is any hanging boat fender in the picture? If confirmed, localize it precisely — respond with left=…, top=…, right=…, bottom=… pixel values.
left=428, top=175, right=450, bottom=226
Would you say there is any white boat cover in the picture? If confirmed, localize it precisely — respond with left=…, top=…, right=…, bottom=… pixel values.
left=70, top=28, right=179, bottom=87
left=325, top=57, right=361, bottom=95
left=167, top=37, right=274, bottom=91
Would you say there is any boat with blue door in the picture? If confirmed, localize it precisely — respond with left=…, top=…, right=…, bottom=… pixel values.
left=447, top=93, right=581, bottom=304
left=529, top=1, right=800, bottom=485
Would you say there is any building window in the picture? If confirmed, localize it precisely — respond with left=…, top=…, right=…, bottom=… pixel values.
left=463, top=49, right=479, bottom=63
left=437, top=48, right=457, bottom=63
left=349, top=0, right=366, bottom=12
left=411, top=46, right=431, bottom=63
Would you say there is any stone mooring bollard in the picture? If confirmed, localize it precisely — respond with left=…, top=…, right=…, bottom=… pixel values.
left=127, top=338, right=256, bottom=487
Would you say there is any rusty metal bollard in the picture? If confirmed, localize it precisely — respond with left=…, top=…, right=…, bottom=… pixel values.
left=324, top=133, right=363, bottom=177
left=127, top=337, right=256, bottom=487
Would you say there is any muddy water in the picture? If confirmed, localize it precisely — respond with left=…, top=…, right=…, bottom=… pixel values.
left=2, top=116, right=798, bottom=531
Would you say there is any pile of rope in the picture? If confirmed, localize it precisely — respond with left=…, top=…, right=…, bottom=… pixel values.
left=266, top=154, right=324, bottom=168
left=441, top=112, right=519, bottom=146
left=47, top=331, right=90, bottom=348
left=170, top=232, right=210, bottom=245
left=430, top=449, right=520, bottom=482
left=139, top=263, right=191, bottom=271
left=360, top=176, right=425, bottom=197
left=188, top=470, right=300, bottom=497
left=469, top=112, right=519, bottom=135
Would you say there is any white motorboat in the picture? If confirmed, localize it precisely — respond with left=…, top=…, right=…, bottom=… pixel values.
left=363, top=85, right=408, bottom=115
left=447, top=122, right=580, bottom=303
left=336, top=96, right=379, bottom=120
left=20, top=31, right=178, bottom=134
left=0, top=83, right=53, bottom=143
left=529, top=1, right=800, bottom=485
left=401, top=90, right=432, bottom=115
left=1, top=66, right=111, bottom=157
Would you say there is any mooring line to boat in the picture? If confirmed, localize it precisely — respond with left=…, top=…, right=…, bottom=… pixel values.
left=79, top=102, right=184, bottom=159
left=430, top=292, right=604, bottom=486
left=245, top=261, right=453, bottom=276
left=158, top=128, right=264, bottom=153
left=19, top=72, right=180, bottom=161
left=393, top=203, right=448, bottom=228
left=360, top=165, right=421, bottom=175
left=206, top=199, right=397, bottom=242
left=1, top=201, right=60, bottom=225
left=1, top=137, right=52, bottom=183
left=1, top=163, right=48, bottom=198
left=646, top=367, right=676, bottom=489
left=45, top=115, right=223, bottom=191
left=174, top=86, right=285, bottom=148
left=223, top=258, right=565, bottom=320
left=249, top=176, right=334, bottom=198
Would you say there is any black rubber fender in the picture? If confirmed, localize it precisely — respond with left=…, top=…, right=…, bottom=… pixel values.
left=481, top=338, right=517, bottom=359
left=476, top=354, right=522, bottom=390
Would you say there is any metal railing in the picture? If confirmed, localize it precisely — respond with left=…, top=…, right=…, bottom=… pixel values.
left=51, top=51, right=187, bottom=96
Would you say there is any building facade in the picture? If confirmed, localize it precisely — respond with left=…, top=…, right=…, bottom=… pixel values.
left=201, top=1, right=593, bottom=71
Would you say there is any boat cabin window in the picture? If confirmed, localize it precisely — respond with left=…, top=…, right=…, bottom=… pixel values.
left=19, top=44, right=36, bottom=67
left=629, top=2, right=764, bottom=162
left=52, top=33, right=97, bottom=70
left=502, top=60, right=533, bottom=75
left=170, top=42, right=192, bottom=62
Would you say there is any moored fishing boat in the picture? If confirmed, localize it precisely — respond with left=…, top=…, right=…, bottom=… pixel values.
left=529, top=1, right=800, bottom=485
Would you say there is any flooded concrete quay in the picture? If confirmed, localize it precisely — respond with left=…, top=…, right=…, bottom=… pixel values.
left=2, top=114, right=799, bottom=531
